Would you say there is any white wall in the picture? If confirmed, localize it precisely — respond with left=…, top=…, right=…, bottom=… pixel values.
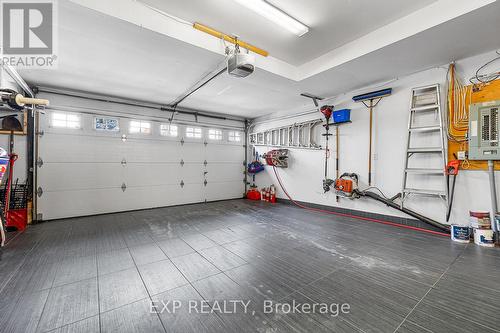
left=251, top=50, right=500, bottom=226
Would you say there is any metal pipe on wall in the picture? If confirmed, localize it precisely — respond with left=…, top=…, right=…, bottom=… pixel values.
left=244, top=119, right=249, bottom=196
left=488, top=160, right=498, bottom=232
left=36, top=87, right=245, bottom=123
left=368, top=99, right=374, bottom=186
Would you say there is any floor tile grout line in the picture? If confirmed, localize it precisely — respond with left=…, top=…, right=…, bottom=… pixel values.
left=95, top=249, right=102, bottom=333
left=392, top=244, right=469, bottom=333
left=407, top=299, right=500, bottom=333
left=404, top=320, right=435, bottom=333
left=218, top=258, right=361, bottom=333
left=147, top=221, right=240, bottom=331
left=0, top=235, right=43, bottom=295
left=29, top=241, right=60, bottom=333
left=126, top=239, right=169, bottom=333
left=129, top=212, right=243, bottom=331
left=43, top=314, right=100, bottom=333
left=294, top=289, right=369, bottom=333
left=154, top=211, right=302, bottom=324
left=267, top=240, right=418, bottom=308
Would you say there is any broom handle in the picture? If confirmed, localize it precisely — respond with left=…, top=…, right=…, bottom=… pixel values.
left=15, top=94, right=50, bottom=106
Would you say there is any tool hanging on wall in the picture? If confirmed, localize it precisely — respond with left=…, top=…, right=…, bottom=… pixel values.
left=353, top=88, right=392, bottom=186
left=262, top=149, right=289, bottom=168
left=247, top=152, right=265, bottom=187
left=0, top=89, right=49, bottom=110
left=300, top=93, right=336, bottom=192
left=0, top=115, right=23, bottom=132
left=320, top=105, right=334, bottom=193
left=1, top=153, right=28, bottom=232
left=335, top=125, right=339, bottom=202
left=445, top=160, right=460, bottom=222
left=0, top=148, right=7, bottom=247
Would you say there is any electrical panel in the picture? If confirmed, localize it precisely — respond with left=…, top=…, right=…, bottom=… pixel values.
left=469, top=100, right=500, bottom=160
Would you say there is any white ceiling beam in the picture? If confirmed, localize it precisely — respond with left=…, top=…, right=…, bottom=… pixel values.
left=69, top=0, right=299, bottom=80
left=296, top=0, right=497, bottom=80
left=70, top=0, right=495, bottom=82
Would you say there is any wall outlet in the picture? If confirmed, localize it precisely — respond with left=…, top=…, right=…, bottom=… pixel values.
left=457, top=151, right=467, bottom=160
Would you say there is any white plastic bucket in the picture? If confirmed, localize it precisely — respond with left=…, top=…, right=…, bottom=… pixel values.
left=473, top=229, right=495, bottom=247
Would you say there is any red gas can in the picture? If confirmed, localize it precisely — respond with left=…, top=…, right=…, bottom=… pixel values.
left=246, top=189, right=261, bottom=201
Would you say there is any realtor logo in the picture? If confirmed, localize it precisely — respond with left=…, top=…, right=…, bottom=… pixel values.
left=1, top=0, right=57, bottom=68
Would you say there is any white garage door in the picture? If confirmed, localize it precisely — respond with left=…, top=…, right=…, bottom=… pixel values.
left=36, top=93, right=245, bottom=220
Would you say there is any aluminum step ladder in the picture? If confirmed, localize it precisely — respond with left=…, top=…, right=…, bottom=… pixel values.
left=401, top=84, right=448, bottom=207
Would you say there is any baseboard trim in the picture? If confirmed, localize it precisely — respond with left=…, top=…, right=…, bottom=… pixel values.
left=277, top=198, right=445, bottom=233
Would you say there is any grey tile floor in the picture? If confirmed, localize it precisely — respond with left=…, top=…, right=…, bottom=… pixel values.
left=0, top=199, right=499, bottom=332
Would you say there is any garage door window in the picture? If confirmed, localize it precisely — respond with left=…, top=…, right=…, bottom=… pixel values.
left=208, top=129, right=222, bottom=140
left=51, top=112, right=81, bottom=129
left=95, top=117, right=119, bottom=131
left=160, top=124, right=178, bottom=137
left=186, top=127, right=202, bottom=138
left=228, top=131, right=241, bottom=142
left=129, top=120, right=151, bottom=134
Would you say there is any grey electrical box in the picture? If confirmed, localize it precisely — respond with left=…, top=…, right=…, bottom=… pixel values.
left=468, top=100, right=500, bottom=160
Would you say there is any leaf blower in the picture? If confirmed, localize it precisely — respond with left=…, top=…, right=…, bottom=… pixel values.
left=321, top=105, right=334, bottom=192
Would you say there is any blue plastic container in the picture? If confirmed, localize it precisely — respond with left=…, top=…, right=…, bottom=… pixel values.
left=332, top=109, right=351, bottom=123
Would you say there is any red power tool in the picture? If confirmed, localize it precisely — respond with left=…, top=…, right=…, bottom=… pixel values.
left=320, top=105, right=333, bottom=121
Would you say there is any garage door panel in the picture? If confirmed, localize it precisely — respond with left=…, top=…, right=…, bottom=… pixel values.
left=147, top=184, right=183, bottom=207
left=206, top=164, right=243, bottom=182
left=41, top=134, right=126, bottom=162
left=124, top=140, right=182, bottom=161
left=180, top=164, right=205, bottom=183
left=38, top=107, right=244, bottom=220
left=150, top=183, right=205, bottom=207
left=39, top=188, right=125, bottom=220
left=125, top=164, right=181, bottom=186
left=39, top=163, right=124, bottom=191
left=180, top=143, right=207, bottom=161
left=206, top=181, right=244, bottom=201
left=206, top=144, right=244, bottom=162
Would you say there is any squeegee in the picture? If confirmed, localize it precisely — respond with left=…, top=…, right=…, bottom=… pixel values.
left=352, top=88, right=392, bottom=186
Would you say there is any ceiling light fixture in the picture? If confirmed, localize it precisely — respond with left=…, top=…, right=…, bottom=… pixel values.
left=234, top=0, right=309, bottom=37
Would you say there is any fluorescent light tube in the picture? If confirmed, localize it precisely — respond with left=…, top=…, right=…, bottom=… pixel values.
left=234, top=0, right=309, bottom=36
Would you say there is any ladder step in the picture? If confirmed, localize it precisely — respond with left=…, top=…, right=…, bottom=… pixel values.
left=403, top=188, right=446, bottom=196
left=407, top=147, right=443, bottom=153
left=409, top=126, right=441, bottom=132
left=405, top=168, right=444, bottom=175
left=412, top=84, right=439, bottom=92
left=411, top=104, right=439, bottom=112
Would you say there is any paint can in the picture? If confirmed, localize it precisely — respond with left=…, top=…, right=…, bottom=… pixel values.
left=450, top=225, right=471, bottom=243
left=469, top=211, right=491, bottom=229
left=473, top=229, right=495, bottom=247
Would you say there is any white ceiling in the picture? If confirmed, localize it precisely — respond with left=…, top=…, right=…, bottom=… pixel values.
left=139, top=0, right=437, bottom=66
left=18, top=0, right=500, bottom=119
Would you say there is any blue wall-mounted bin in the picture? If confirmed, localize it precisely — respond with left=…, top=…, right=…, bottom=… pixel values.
left=332, top=109, right=351, bottom=123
